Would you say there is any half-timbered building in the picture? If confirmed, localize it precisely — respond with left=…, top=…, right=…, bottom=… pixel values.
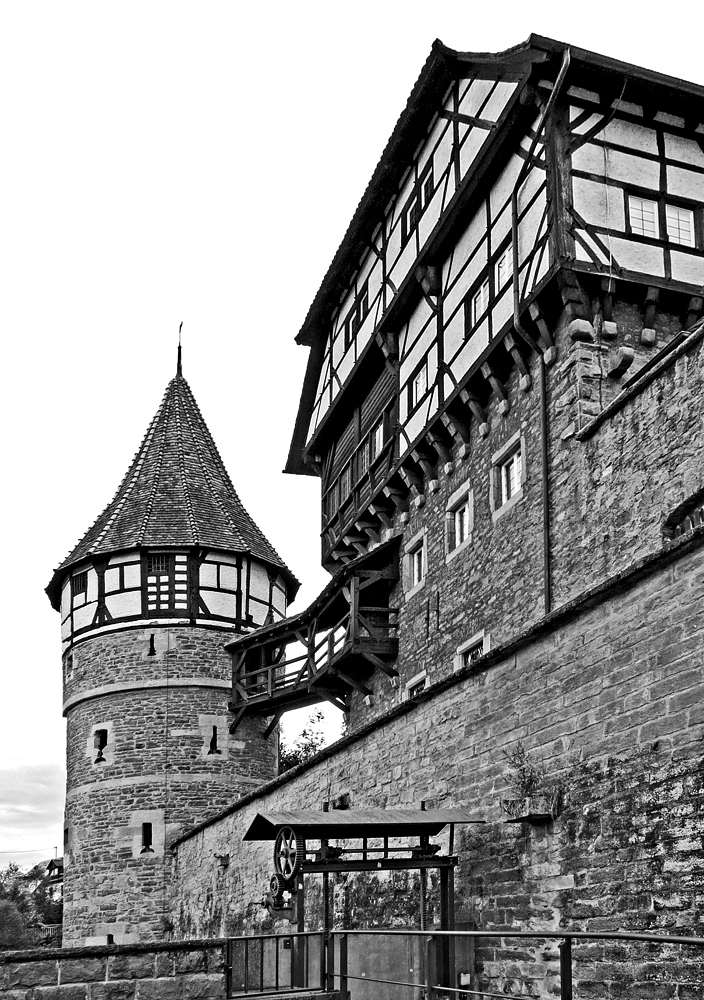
left=229, top=35, right=704, bottom=734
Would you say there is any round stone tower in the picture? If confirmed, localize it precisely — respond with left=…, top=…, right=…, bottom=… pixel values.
left=46, top=355, right=298, bottom=946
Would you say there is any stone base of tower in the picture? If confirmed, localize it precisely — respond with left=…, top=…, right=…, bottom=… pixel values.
left=62, top=625, right=278, bottom=946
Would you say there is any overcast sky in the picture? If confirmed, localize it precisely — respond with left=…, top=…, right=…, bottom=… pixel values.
left=1, top=0, right=701, bottom=870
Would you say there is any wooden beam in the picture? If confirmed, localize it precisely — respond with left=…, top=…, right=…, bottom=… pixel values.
left=440, top=410, right=470, bottom=448
left=503, top=332, right=531, bottom=392
left=459, top=389, right=489, bottom=437
left=263, top=712, right=283, bottom=740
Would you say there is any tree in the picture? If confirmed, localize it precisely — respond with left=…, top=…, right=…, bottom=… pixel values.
left=0, top=900, right=28, bottom=949
left=279, top=709, right=326, bottom=773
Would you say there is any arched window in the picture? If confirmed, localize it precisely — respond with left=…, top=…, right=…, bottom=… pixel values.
left=663, top=488, right=704, bottom=539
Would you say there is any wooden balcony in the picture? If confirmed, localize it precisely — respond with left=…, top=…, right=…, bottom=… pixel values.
left=227, top=538, right=400, bottom=734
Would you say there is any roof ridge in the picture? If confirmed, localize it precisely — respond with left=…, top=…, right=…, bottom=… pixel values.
left=136, top=381, right=173, bottom=546
left=173, top=378, right=198, bottom=545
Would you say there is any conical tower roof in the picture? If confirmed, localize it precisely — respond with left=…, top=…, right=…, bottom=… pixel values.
left=46, top=365, right=298, bottom=609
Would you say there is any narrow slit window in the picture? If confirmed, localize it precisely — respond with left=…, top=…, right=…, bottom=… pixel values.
left=140, top=823, right=154, bottom=854
left=93, top=729, right=108, bottom=764
left=410, top=543, right=425, bottom=588
left=71, top=572, right=88, bottom=599
left=495, top=243, right=513, bottom=290
left=208, top=726, right=222, bottom=756
left=471, top=278, right=490, bottom=327
left=451, top=499, right=471, bottom=550
left=409, top=362, right=428, bottom=411
left=370, top=417, right=385, bottom=461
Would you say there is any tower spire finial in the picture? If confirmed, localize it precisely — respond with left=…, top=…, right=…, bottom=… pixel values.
left=177, top=322, right=183, bottom=376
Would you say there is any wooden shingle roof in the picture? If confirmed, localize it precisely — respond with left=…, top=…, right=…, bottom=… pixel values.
left=46, top=369, right=298, bottom=608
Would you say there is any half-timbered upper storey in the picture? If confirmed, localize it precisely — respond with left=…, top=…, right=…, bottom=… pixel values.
left=285, top=35, right=704, bottom=568
left=46, top=357, right=298, bottom=649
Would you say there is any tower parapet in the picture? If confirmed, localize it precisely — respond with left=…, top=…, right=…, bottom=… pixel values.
left=47, top=363, right=298, bottom=945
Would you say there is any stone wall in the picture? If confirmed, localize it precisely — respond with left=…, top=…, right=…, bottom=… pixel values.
left=63, top=627, right=277, bottom=945
left=0, top=940, right=225, bottom=1000
left=171, top=531, right=703, bottom=986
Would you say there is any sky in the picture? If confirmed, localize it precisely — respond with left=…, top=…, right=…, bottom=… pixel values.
left=0, top=0, right=702, bottom=870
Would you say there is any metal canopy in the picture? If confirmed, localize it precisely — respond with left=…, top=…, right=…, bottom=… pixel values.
left=243, top=808, right=483, bottom=841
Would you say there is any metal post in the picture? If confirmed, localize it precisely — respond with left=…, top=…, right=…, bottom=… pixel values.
left=294, top=874, right=305, bottom=988
left=339, top=933, right=348, bottom=1000
left=224, top=939, right=232, bottom=999
left=424, top=933, right=437, bottom=1000
left=559, top=937, right=573, bottom=1000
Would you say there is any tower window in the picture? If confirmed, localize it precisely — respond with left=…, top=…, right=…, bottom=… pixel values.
left=499, top=448, right=522, bottom=506
left=145, top=552, right=189, bottom=615
left=94, top=729, right=108, bottom=764
left=628, top=195, right=658, bottom=238
left=491, top=433, right=526, bottom=520
left=71, top=572, right=88, bottom=599
left=140, top=823, right=154, bottom=854
left=207, top=726, right=222, bottom=756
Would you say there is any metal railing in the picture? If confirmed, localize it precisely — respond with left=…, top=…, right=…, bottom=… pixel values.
left=226, top=928, right=704, bottom=998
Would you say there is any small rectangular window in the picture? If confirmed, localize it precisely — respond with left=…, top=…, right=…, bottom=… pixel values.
left=339, top=463, right=352, bottom=502
left=343, top=282, right=369, bottom=350
left=471, top=278, right=490, bottom=327
left=71, top=572, right=88, bottom=598
left=495, top=243, right=513, bottom=290
left=405, top=670, right=427, bottom=699
left=402, top=164, right=433, bottom=244
left=409, top=362, right=428, bottom=411
left=140, top=823, right=154, bottom=854
left=370, top=417, right=385, bottom=460
left=499, top=448, right=523, bottom=506
left=410, top=543, right=424, bottom=588
left=628, top=195, right=659, bottom=238
left=453, top=501, right=471, bottom=548
left=358, top=440, right=370, bottom=477
left=147, top=553, right=170, bottom=575
left=665, top=204, right=695, bottom=246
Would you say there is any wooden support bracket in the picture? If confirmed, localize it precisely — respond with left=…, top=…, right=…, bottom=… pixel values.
left=398, top=464, right=424, bottom=492
left=414, top=265, right=442, bottom=296
left=425, top=430, right=452, bottom=465
left=440, top=410, right=470, bottom=448
left=382, top=483, right=408, bottom=511
left=481, top=362, right=510, bottom=416
left=263, top=712, right=283, bottom=740
left=375, top=330, right=399, bottom=362
left=686, top=295, right=703, bottom=330
left=411, top=449, right=436, bottom=482
left=527, top=302, right=557, bottom=364
left=503, top=332, right=531, bottom=392
left=459, top=389, right=489, bottom=436
left=369, top=502, right=394, bottom=529
left=644, top=286, right=659, bottom=330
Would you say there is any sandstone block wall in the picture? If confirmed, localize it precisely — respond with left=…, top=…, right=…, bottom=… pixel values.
left=171, top=535, right=703, bottom=995
left=63, top=627, right=277, bottom=945
left=0, top=941, right=225, bottom=1000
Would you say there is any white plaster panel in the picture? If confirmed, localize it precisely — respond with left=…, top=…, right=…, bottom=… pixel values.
left=670, top=251, right=704, bottom=286
left=220, top=565, right=238, bottom=591
left=655, top=111, right=685, bottom=128
left=104, top=568, right=120, bottom=593
left=664, top=134, right=704, bottom=168
left=452, top=323, right=490, bottom=383
left=403, top=407, right=430, bottom=448
left=489, top=156, right=523, bottom=218
left=73, top=603, right=96, bottom=631
left=434, top=122, right=455, bottom=187
left=444, top=210, right=487, bottom=296
left=518, top=192, right=547, bottom=262
left=199, top=563, right=217, bottom=588
left=608, top=237, right=665, bottom=277
left=108, top=553, right=136, bottom=565
left=444, top=310, right=465, bottom=365
left=418, top=114, right=448, bottom=175
left=482, top=81, right=516, bottom=122
left=272, top=588, right=286, bottom=615
left=357, top=248, right=375, bottom=286
left=213, top=551, right=238, bottom=565
left=248, top=561, right=271, bottom=602
left=61, top=617, right=71, bottom=640
left=123, top=564, right=141, bottom=589
left=572, top=144, right=660, bottom=188
left=389, top=235, right=419, bottom=290
left=105, top=591, right=141, bottom=619
left=385, top=216, right=401, bottom=268
left=86, top=569, right=98, bottom=603
left=61, top=581, right=70, bottom=619
left=203, top=590, right=236, bottom=619
left=490, top=201, right=512, bottom=250
left=573, top=176, right=626, bottom=231
left=443, top=277, right=469, bottom=338
left=418, top=189, right=442, bottom=247
left=667, top=165, right=704, bottom=201
left=602, top=119, right=658, bottom=155
left=401, top=314, right=435, bottom=376
left=356, top=309, right=374, bottom=355
left=459, top=128, right=488, bottom=181
left=461, top=79, right=494, bottom=118
left=368, top=259, right=383, bottom=306
left=337, top=348, right=354, bottom=387
left=517, top=163, right=546, bottom=217
left=492, top=285, right=513, bottom=334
